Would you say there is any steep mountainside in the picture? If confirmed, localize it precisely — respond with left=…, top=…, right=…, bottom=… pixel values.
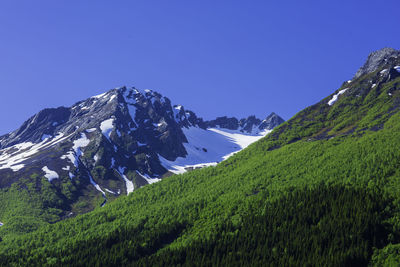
left=1, top=48, right=400, bottom=266
left=0, top=87, right=283, bottom=228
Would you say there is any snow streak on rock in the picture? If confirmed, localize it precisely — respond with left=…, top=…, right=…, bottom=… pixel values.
left=328, top=89, right=348, bottom=106
left=116, top=167, right=134, bottom=194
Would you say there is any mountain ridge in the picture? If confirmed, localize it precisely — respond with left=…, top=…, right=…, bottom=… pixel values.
left=0, top=86, right=284, bottom=224
left=0, top=87, right=283, bottom=150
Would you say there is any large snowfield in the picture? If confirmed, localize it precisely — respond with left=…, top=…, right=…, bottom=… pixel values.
left=159, top=127, right=271, bottom=174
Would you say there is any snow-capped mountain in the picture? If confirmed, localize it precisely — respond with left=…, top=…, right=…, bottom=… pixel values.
left=0, top=87, right=283, bottom=214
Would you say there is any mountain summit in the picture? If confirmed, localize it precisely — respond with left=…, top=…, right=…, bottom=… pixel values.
left=354, top=47, right=400, bottom=79
left=0, top=87, right=283, bottom=219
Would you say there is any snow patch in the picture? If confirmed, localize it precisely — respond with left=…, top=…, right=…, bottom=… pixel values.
left=116, top=167, right=134, bottom=194
left=136, top=170, right=161, bottom=184
left=109, top=94, right=117, bottom=102
left=395, top=66, right=400, bottom=73
left=92, top=92, right=107, bottom=99
left=42, top=166, right=59, bottom=181
left=89, top=173, right=106, bottom=196
left=328, top=88, right=348, bottom=106
left=86, top=128, right=97, bottom=133
left=105, top=188, right=117, bottom=195
left=60, top=133, right=90, bottom=168
left=72, top=133, right=90, bottom=155
left=61, top=152, right=77, bottom=167
left=100, top=118, right=114, bottom=141
left=62, top=166, right=71, bottom=171
left=41, top=134, right=52, bottom=141
left=372, top=83, right=377, bottom=88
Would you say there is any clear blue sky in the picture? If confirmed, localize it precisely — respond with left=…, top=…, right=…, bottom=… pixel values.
left=0, top=1, right=399, bottom=135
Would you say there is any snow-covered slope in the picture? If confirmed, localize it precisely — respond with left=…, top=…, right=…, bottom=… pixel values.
left=159, top=127, right=271, bottom=173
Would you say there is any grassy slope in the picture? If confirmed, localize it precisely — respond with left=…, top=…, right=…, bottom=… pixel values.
left=0, top=170, right=107, bottom=238
left=0, top=70, right=400, bottom=265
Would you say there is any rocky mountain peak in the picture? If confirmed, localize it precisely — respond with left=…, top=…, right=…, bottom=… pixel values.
left=354, top=47, right=400, bottom=79
left=0, top=85, right=284, bottom=218
left=259, top=112, right=285, bottom=131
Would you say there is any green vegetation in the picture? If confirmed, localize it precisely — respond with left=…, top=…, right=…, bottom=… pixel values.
left=0, top=71, right=400, bottom=265
left=0, top=175, right=66, bottom=235
left=138, top=185, right=395, bottom=266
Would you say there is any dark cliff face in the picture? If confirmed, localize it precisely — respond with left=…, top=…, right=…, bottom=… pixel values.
left=205, top=116, right=239, bottom=130
left=204, top=113, right=284, bottom=133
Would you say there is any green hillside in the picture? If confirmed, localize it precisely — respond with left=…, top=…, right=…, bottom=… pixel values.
left=1, top=61, right=400, bottom=266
